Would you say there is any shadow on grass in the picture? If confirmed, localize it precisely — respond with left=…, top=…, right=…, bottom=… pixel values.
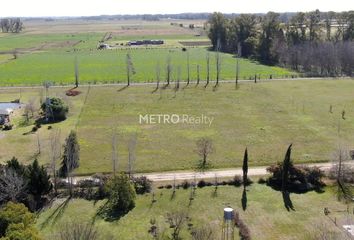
left=241, top=187, right=248, bottom=211
left=95, top=201, right=134, bottom=222
left=117, top=85, right=129, bottom=92
left=39, top=197, right=71, bottom=229
left=282, top=191, right=295, bottom=211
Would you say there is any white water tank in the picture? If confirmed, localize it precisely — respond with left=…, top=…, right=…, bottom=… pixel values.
left=224, top=207, right=234, bottom=220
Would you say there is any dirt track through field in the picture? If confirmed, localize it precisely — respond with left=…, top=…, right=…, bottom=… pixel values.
left=71, top=162, right=354, bottom=183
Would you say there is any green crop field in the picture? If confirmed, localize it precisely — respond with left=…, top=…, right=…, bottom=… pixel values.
left=36, top=184, right=352, bottom=240
left=1, top=80, right=353, bottom=174
left=0, top=19, right=295, bottom=86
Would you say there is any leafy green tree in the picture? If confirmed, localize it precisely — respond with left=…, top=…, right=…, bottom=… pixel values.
left=258, top=12, right=281, bottom=64
left=40, top=97, right=68, bottom=122
left=100, top=173, right=136, bottom=219
left=234, top=14, right=258, bottom=57
left=0, top=202, right=42, bottom=240
left=208, top=12, right=228, bottom=51
left=26, top=159, right=52, bottom=207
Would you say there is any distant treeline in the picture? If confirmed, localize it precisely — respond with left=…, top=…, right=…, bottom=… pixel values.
left=0, top=18, right=23, bottom=33
left=26, top=12, right=300, bottom=21
left=208, top=10, right=354, bottom=77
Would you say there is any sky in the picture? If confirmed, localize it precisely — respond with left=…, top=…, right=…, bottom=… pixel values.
left=1, top=0, right=354, bottom=17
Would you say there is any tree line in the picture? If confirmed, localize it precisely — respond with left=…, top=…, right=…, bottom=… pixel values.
left=208, top=10, right=354, bottom=76
left=0, top=18, right=23, bottom=33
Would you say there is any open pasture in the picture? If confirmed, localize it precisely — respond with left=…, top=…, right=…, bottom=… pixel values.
left=36, top=184, right=352, bottom=240
left=0, top=18, right=294, bottom=86
left=0, top=80, right=353, bottom=175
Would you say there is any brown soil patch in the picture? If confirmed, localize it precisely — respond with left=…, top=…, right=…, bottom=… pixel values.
left=66, top=89, right=82, bottom=96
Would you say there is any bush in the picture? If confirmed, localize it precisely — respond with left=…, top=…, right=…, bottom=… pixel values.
left=0, top=202, right=42, bottom=239
left=3, top=123, right=13, bottom=131
left=267, top=163, right=325, bottom=193
left=181, top=180, right=190, bottom=189
left=132, top=176, right=152, bottom=194
left=99, top=173, right=136, bottom=220
left=40, top=97, right=68, bottom=122
left=229, top=175, right=242, bottom=187
left=197, top=180, right=207, bottom=188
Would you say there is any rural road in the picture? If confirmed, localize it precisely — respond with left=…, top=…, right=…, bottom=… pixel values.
left=0, top=77, right=353, bottom=90
left=70, top=161, right=354, bottom=183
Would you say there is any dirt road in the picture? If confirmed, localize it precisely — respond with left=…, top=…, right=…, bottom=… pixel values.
left=70, top=162, right=353, bottom=183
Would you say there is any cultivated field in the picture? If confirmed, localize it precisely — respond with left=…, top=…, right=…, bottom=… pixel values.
left=1, top=80, right=353, bottom=174
left=0, top=19, right=294, bottom=86
left=36, top=184, right=352, bottom=240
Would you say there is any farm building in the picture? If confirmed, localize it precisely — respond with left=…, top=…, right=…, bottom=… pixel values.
left=128, top=40, right=164, bottom=46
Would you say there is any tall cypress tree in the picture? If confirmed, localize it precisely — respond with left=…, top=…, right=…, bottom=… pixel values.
left=281, top=144, right=293, bottom=192
left=242, top=148, right=248, bottom=186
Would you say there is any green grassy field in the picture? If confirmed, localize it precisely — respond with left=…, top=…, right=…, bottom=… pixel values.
left=0, top=18, right=294, bottom=86
left=36, top=184, right=352, bottom=240
left=0, top=46, right=293, bottom=86
left=1, top=80, right=353, bottom=174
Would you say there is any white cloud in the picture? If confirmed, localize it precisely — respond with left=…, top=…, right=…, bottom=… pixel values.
left=0, top=0, right=353, bottom=17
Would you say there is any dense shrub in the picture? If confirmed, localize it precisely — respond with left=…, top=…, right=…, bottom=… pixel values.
left=197, top=180, right=207, bottom=188
left=132, top=176, right=152, bottom=194
left=230, top=175, right=243, bottom=187
left=40, top=97, right=68, bottom=122
left=0, top=202, right=42, bottom=239
left=267, top=163, right=325, bottom=193
left=233, top=210, right=251, bottom=240
left=181, top=180, right=190, bottom=189
left=98, top=173, right=136, bottom=220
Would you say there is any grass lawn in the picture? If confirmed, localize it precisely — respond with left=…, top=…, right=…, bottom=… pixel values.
left=0, top=80, right=353, bottom=174
left=0, top=46, right=293, bottom=86
left=36, top=184, right=353, bottom=240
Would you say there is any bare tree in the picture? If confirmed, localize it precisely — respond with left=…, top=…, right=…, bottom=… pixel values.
left=75, top=56, right=79, bottom=88
left=59, top=130, right=80, bottom=196
left=126, top=53, right=136, bottom=86
left=58, top=222, right=98, bottom=240
left=0, top=169, right=26, bottom=203
left=174, top=66, right=181, bottom=95
left=152, top=63, right=161, bottom=93
left=166, top=55, right=172, bottom=86
left=50, top=129, right=61, bottom=194
left=191, top=224, right=215, bottom=240
left=186, top=51, right=190, bottom=86
left=166, top=211, right=188, bottom=240
left=205, top=53, right=210, bottom=87
left=215, top=40, right=222, bottom=87
left=235, top=43, right=241, bottom=89
left=330, top=146, right=353, bottom=201
left=112, top=130, right=118, bottom=176
left=128, top=134, right=137, bottom=178
left=196, top=65, right=200, bottom=86
left=37, top=132, right=41, bottom=155
left=196, top=138, right=214, bottom=168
